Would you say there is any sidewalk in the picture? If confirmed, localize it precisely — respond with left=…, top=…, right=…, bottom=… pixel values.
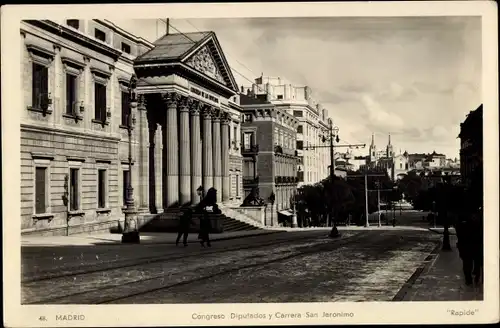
left=399, top=234, right=483, bottom=301
left=21, top=230, right=284, bottom=247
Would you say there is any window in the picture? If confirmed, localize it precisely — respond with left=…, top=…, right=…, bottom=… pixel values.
left=66, top=73, right=77, bottom=115
left=121, top=90, right=130, bottom=126
left=98, top=169, right=107, bottom=208
left=243, top=132, right=253, bottom=150
left=66, top=19, right=79, bottom=29
left=123, top=170, right=130, bottom=205
left=297, top=170, right=304, bottom=182
left=277, top=95, right=283, bottom=100
left=400, top=163, right=403, bottom=169
left=32, top=63, right=49, bottom=109
left=297, top=125, right=303, bottom=134
left=121, top=42, right=131, bottom=54
left=293, top=110, right=303, bottom=117
left=69, top=168, right=80, bottom=211
left=244, top=113, right=252, bottom=122
left=95, top=28, right=106, bottom=42
left=35, top=167, right=47, bottom=214
left=94, top=82, right=107, bottom=121
left=296, top=140, right=303, bottom=150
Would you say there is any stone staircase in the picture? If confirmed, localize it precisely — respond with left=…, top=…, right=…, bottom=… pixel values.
left=130, top=205, right=267, bottom=233
left=218, top=205, right=267, bottom=231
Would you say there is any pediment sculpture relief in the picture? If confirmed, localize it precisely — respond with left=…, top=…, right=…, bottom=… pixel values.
left=186, top=46, right=226, bottom=85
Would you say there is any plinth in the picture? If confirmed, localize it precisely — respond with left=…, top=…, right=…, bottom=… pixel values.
left=122, top=206, right=140, bottom=244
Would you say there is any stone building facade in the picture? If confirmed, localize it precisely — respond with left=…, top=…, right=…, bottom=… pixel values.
left=239, top=94, right=299, bottom=214
left=242, top=76, right=331, bottom=187
left=20, top=19, right=244, bottom=236
left=459, top=104, right=483, bottom=190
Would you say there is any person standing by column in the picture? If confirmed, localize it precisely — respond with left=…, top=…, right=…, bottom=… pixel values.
left=197, top=187, right=221, bottom=247
left=176, top=207, right=193, bottom=247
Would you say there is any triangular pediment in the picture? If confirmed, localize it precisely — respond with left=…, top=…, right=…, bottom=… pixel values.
left=181, top=35, right=239, bottom=93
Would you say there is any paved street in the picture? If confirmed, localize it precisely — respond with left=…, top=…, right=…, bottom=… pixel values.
left=22, top=230, right=444, bottom=304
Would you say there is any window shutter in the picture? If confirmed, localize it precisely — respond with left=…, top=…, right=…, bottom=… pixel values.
left=101, top=85, right=107, bottom=120
left=70, top=169, right=79, bottom=211
left=35, top=168, right=46, bottom=214
left=32, top=64, right=42, bottom=108
left=94, top=84, right=100, bottom=120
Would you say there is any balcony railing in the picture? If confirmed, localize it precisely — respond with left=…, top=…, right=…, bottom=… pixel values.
left=274, top=176, right=299, bottom=184
left=243, top=176, right=259, bottom=185
left=241, top=145, right=259, bottom=154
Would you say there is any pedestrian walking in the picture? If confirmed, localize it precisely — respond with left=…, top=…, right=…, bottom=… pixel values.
left=197, top=187, right=221, bottom=248
left=456, top=206, right=484, bottom=286
left=176, top=208, right=193, bottom=247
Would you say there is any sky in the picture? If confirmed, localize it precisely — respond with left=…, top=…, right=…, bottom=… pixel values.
left=114, top=16, right=482, bottom=159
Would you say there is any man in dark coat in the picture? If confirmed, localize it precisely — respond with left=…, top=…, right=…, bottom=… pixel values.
left=456, top=207, right=483, bottom=285
left=197, top=188, right=221, bottom=248
left=176, top=208, right=193, bottom=247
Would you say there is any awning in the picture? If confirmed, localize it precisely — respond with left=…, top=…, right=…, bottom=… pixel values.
left=278, top=210, right=293, bottom=217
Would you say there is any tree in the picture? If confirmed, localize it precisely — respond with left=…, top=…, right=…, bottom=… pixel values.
left=398, top=170, right=423, bottom=203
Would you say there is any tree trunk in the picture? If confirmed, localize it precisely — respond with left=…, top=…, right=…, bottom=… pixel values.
left=442, top=213, right=452, bottom=251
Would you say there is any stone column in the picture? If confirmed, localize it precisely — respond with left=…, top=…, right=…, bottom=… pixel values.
left=202, top=106, right=213, bottom=196
left=137, top=95, right=149, bottom=212
left=163, top=92, right=180, bottom=208
left=179, top=97, right=191, bottom=206
left=155, top=123, right=163, bottom=213
left=221, top=112, right=231, bottom=202
left=190, top=102, right=202, bottom=204
left=212, top=109, right=222, bottom=203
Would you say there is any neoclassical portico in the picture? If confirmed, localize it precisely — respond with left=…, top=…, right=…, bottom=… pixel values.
left=132, top=31, right=240, bottom=212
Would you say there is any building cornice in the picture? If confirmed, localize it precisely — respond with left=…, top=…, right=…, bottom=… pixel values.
left=24, top=20, right=122, bottom=61
left=21, top=124, right=121, bottom=143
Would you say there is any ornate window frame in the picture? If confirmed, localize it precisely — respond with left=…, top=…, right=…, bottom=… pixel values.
left=118, top=77, right=131, bottom=129
left=62, top=57, right=86, bottom=121
left=96, top=160, right=111, bottom=213
left=67, top=159, right=84, bottom=216
left=90, top=67, right=112, bottom=126
left=31, top=153, right=54, bottom=222
left=26, top=44, right=55, bottom=114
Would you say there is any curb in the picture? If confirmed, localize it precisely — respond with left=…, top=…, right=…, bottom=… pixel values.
left=392, top=241, right=442, bottom=301
left=22, top=230, right=287, bottom=247
left=428, top=228, right=457, bottom=235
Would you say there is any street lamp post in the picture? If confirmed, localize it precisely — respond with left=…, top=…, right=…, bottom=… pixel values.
left=327, top=119, right=340, bottom=237
left=376, top=180, right=381, bottom=227
left=269, top=191, right=275, bottom=227
left=432, top=200, right=436, bottom=228
left=122, top=75, right=140, bottom=244
left=291, top=189, right=298, bottom=228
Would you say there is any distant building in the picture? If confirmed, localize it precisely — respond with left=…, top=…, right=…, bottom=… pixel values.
left=459, top=104, right=483, bottom=190
left=240, top=93, right=299, bottom=219
left=242, top=75, right=331, bottom=186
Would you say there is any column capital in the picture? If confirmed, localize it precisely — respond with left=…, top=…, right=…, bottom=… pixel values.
left=161, top=92, right=181, bottom=107
left=137, top=94, right=147, bottom=110
left=221, top=111, right=231, bottom=125
left=190, top=101, right=202, bottom=116
left=179, top=96, right=192, bottom=113
left=211, top=108, right=222, bottom=122
left=202, top=105, right=213, bottom=120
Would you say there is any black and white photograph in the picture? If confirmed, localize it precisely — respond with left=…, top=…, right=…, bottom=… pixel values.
left=2, top=1, right=498, bottom=327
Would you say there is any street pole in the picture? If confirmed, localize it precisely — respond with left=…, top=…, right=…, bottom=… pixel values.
left=122, top=75, right=140, bottom=244
left=377, top=186, right=381, bottom=227
left=291, top=189, right=298, bottom=228
left=364, top=174, right=369, bottom=227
